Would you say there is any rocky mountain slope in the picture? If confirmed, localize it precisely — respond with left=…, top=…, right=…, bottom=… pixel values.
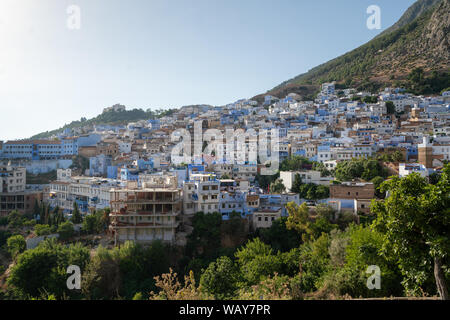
left=259, top=0, right=449, bottom=99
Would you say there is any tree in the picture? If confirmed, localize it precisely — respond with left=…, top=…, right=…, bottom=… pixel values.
left=391, top=151, right=404, bottom=162
left=363, top=96, right=378, bottom=104
left=371, top=176, right=385, bottom=198
left=50, top=206, right=65, bottom=227
left=372, top=166, right=450, bottom=299
left=285, top=202, right=314, bottom=242
left=235, top=238, right=283, bottom=286
left=315, top=204, right=335, bottom=221
left=200, top=256, right=240, bottom=299
left=385, top=101, right=395, bottom=114
left=270, top=179, right=286, bottom=194
left=7, top=239, right=89, bottom=299
left=318, top=225, right=403, bottom=298
left=7, top=235, right=26, bottom=258
left=186, top=212, right=222, bottom=258
left=258, top=217, right=302, bottom=252
left=83, top=213, right=101, bottom=234
left=32, top=200, right=40, bottom=219
left=297, top=234, right=330, bottom=292
left=71, top=202, right=83, bottom=224
left=312, top=162, right=331, bottom=177
left=280, top=156, right=311, bottom=172
left=57, top=221, right=75, bottom=241
left=291, top=174, right=303, bottom=194
left=34, top=224, right=52, bottom=236
left=255, top=172, right=279, bottom=190
left=334, top=158, right=385, bottom=181
left=7, top=210, right=23, bottom=229
left=314, top=185, right=330, bottom=200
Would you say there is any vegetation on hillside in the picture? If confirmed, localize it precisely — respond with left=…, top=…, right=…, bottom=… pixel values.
left=1, top=166, right=449, bottom=300
left=269, top=0, right=448, bottom=96
left=31, top=108, right=177, bottom=139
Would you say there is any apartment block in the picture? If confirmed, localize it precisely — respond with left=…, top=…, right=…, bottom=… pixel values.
left=109, top=176, right=182, bottom=243
left=183, top=173, right=220, bottom=215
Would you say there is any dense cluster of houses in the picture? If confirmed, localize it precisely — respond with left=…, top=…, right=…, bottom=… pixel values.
left=1, top=83, right=449, bottom=244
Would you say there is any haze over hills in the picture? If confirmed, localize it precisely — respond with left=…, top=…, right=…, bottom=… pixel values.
left=257, top=0, right=449, bottom=100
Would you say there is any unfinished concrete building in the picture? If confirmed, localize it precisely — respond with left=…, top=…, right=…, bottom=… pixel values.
left=109, top=175, right=182, bottom=244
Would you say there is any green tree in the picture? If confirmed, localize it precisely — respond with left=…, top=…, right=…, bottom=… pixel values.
left=34, top=224, right=52, bottom=236
left=385, top=101, right=395, bottom=114
left=270, top=179, right=286, bottom=194
left=7, top=239, right=89, bottom=299
left=318, top=225, right=403, bottom=298
left=371, top=166, right=450, bottom=299
left=315, top=204, right=335, bottom=221
left=83, top=213, right=101, bottom=234
left=371, top=176, right=385, bottom=198
left=7, top=235, right=26, bottom=258
left=235, top=238, right=283, bottom=286
left=363, top=96, right=378, bottom=103
left=391, top=151, right=404, bottom=162
left=71, top=202, right=83, bottom=224
left=285, top=202, right=314, bottom=242
left=200, top=256, right=240, bottom=299
left=291, top=174, right=303, bottom=194
left=57, top=221, right=75, bottom=241
left=334, top=158, right=385, bottom=181
left=280, top=156, right=312, bottom=172
left=258, top=217, right=302, bottom=252
left=312, top=162, right=331, bottom=177
left=314, top=185, right=330, bottom=200
left=186, top=212, right=222, bottom=258
left=32, top=199, right=40, bottom=219
left=7, top=210, right=23, bottom=229
left=297, top=234, right=331, bottom=292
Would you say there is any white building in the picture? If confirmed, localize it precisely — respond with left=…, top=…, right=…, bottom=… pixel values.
left=280, top=170, right=331, bottom=192
left=399, top=163, right=428, bottom=178
left=183, top=173, right=220, bottom=215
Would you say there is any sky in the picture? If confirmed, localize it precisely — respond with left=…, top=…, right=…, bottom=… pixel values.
left=0, top=0, right=416, bottom=140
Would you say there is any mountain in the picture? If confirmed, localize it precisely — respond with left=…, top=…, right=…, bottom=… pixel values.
left=377, top=0, right=442, bottom=37
left=257, top=0, right=449, bottom=99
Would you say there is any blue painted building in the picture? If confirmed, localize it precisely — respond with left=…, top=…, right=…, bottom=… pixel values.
left=1, top=140, right=63, bottom=160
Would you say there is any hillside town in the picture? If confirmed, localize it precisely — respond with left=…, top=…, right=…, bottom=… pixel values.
left=1, top=82, right=449, bottom=246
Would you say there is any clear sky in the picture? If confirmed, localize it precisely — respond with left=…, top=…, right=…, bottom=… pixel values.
left=0, top=0, right=416, bottom=140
